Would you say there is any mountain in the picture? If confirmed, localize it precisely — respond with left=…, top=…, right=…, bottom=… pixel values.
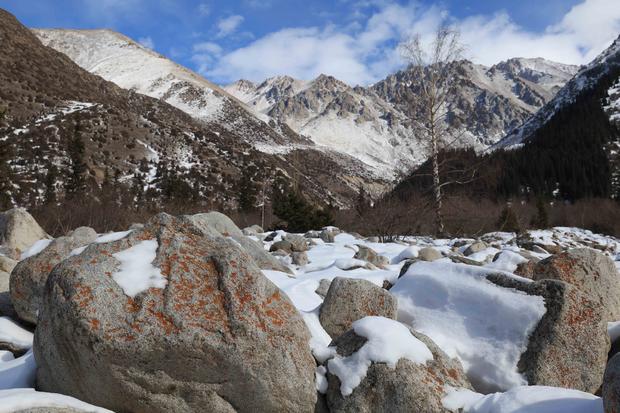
left=497, top=38, right=620, bottom=148
left=0, top=9, right=375, bottom=215
left=226, top=59, right=577, bottom=177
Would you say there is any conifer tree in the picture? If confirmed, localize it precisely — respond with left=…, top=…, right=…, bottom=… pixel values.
left=66, top=122, right=87, bottom=198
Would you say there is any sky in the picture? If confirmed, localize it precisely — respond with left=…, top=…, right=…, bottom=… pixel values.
left=4, top=0, right=620, bottom=86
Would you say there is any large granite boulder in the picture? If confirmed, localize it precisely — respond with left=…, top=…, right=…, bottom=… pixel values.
left=34, top=213, right=316, bottom=413
left=319, top=277, right=397, bottom=339
left=353, top=246, right=389, bottom=268
left=488, top=274, right=609, bottom=393
left=186, top=212, right=292, bottom=274
left=10, top=227, right=97, bottom=324
left=418, top=247, right=442, bottom=262
left=325, top=319, right=471, bottom=413
left=0, top=208, right=48, bottom=260
left=533, top=248, right=620, bottom=322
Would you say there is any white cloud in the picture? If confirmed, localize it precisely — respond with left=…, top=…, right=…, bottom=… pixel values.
left=196, top=0, right=620, bottom=85
left=197, top=3, right=210, bottom=17
left=216, top=15, right=245, bottom=38
left=138, top=36, right=155, bottom=50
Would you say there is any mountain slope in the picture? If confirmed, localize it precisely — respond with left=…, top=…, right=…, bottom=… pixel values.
left=226, top=59, right=577, bottom=177
left=0, top=9, right=372, bottom=213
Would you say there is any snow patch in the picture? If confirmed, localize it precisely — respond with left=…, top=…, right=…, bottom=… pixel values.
left=111, top=240, right=166, bottom=298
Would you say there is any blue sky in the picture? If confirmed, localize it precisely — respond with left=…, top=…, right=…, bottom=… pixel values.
left=4, top=0, right=620, bottom=85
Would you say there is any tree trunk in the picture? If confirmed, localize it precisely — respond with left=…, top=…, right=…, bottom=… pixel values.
left=431, top=135, right=444, bottom=236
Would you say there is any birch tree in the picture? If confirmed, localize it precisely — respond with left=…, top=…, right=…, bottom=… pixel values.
left=400, top=27, right=465, bottom=236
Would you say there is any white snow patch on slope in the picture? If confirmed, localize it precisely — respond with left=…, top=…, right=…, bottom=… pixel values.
left=20, top=239, right=52, bottom=260
left=112, top=239, right=166, bottom=297
left=0, top=349, right=36, bottom=389
left=327, top=316, right=433, bottom=396
left=391, top=261, right=546, bottom=393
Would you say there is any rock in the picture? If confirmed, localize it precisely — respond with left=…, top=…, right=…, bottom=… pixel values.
left=514, top=260, right=536, bottom=278
left=353, top=245, right=389, bottom=268
left=34, top=213, right=317, bottom=413
left=264, top=232, right=279, bottom=242
left=10, top=226, right=97, bottom=324
left=0, top=208, right=48, bottom=260
left=418, top=247, right=442, bottom=262
left=292, top=251, right=309, bottom=266
left=398, top=259, right=417, bottom=278
left=0, top=255, right=17, bottom=274
left=349, top=232, right=363, bottom=239
left=304, top=231, right=320, bottom=239
left=270, top=240, right=293, bottom=254
left=325, top=326, right=471, bottom=413
left=604, top=353, right=620, bottom=413
left=319, top=230, right=335, bottom=243
left=488, top=274, right=609, bottom=393
left=365, top=236, right=380, bottom=243
left=14, top=408, right=97, bottom=413
left=533, top=248, right=620, bottom=322
left=448, top=255, right=483, bottom=266
left=319, top=277, right=397, bottom=339
left=271, top=249, right=289, bottom=258
left=285, top=234, right=309, bottom=252
left=242, top=225, right=264, bottom=236
left=315, top=279, right=331, bottom=298
left=186, top=213, right=292, bottom=274
left=464, top=241, right=488, bottom=256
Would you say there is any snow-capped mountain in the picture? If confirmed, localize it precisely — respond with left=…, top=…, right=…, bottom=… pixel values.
left=33, top=29, right=309, bottom=150
left=498, top=36, right=620, bottom=148
left=227, top=58, right=577, bottom=176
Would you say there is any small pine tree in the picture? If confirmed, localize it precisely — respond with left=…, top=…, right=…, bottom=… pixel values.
left=66, top=122, right=87, bottom=198
left=237, top=168, right=258, bottom=212
left=0, top=141, right=13, bottom=210
left=272, top=180, right=334, bottom=232
left=532, top=197, right=549, bottom=229
left=43, top=162, right=58, bottom=205
left=497, top=205, right=520, bottom=233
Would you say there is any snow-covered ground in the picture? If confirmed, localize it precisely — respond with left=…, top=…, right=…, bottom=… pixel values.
left=1, top=225, right=619, bottom=411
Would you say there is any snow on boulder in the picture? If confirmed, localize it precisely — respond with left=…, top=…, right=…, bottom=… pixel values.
left=319, top=277, right=397, bottom=339
left=325, top=317, right=471, bottom=413
left=10, top=227, right=97, bottom=324
left=532, top=248, right=620, bottom=322
left=443, top=385, right=603, bottom=413
left=0, top=208, right=49, bottom=260
left=604, top=353, right=620, bottom=413
left=0, top=388, right=112, bottom=413
left=489, top=274, right=609, bottom=393
left=391, top=261, right=546, bottom=393
left=34, top=213, right=317, bottom=413
left=0, top=316, right=33, bottom=353
left=353, top=245, right=389, bottom=268
left=0, top=349, right=36, bottom=389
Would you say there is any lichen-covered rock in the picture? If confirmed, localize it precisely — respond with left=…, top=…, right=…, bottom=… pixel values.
left=0, top=208, right=49, bottom=260
left=354, top=245, right=389, bottom=268
left=270, top=240, right=293, bottom=254
left=418, top=247, right=442, bottom=262
left=10, top=227, right=97, bottom=324
left=325, top=326, right=471, bottom=413
left=604, top=353, right=620, bottom=413
left=315, top=279, right=331, bottom=298
left=533, top=248, right=620, bottom=322
left=285, top=234, right=309, bottom=252
left=488, top=274, right=609, bottom=393
left=319, top=230, right=335, bottom=243
left=292, top=251, right=309, bottom=266
left=514, top=260, right=536, bottom=278
left=319, top=277, right=397, bottom=339
left=186, top=212, right=292, bottom=274
left=34, top=213, right=316, bottom=413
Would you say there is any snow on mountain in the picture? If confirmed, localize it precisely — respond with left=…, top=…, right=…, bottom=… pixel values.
left=227, top=59, right=576, bottom=177
left=605, top=79, right=620, bottom=125
left=497, top=36, right=620, bottom=149
left=33, top=29, right=309, bottom=150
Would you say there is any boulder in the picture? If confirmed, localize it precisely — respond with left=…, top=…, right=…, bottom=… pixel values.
left=304, top=231, right=320, bottom=239
left=34, top=213, right=317, bottom=413
left=186, top=213, right=292, bottom=274
left=0, top=255, right=17, bottom=274
left=488, top=274, right=609, bottom=393
left=292, top=251, right=309, bottom=266
left=319, top=277, right=397, bottom=339
left=365, top=236, right=380, bottom=243
left=315, top=279, right=331, bottom=299
left=0, top=208, right=48, bottom=260
left=448, top=255, right=483, bottom=266
left=284, top=234, right=309, bottom=252
left=264, top=232, right=279, bottom=242
left=604, top=353, right=620, bottom=413
left=270, top=240, right=293, bottom=254
left=398, top=259, right=417, bottom=278
left=514, top=260, right=536, bottom=279
left=319, top=230, right=335, bottom=243
left=325, top=324, right=471, bottom=413
left=353, top=246, right=389, bottom=268
left=418, top=247, right=442, bottom=262
left=464, top=241, right=488, bottom=256
left=10, top=227, right=97, bottom=324
left=533, top=248, right=620, bottom=322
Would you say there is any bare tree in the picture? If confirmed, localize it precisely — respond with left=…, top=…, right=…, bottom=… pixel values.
left=400, top=26, right=465, bottom=236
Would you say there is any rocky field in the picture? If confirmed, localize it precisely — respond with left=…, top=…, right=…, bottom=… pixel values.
left=1, top=208, right=620, bottom=412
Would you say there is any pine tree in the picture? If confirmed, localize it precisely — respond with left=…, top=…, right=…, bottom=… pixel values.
left=497, top=205, right=520, bottom=233
left=43, top=161, right=58, bottom=205
left=237, top=167, right=258, bottom=212
left=66, top=122, right=87, bottom=198
left=532, top=197, right=549, bottom=229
